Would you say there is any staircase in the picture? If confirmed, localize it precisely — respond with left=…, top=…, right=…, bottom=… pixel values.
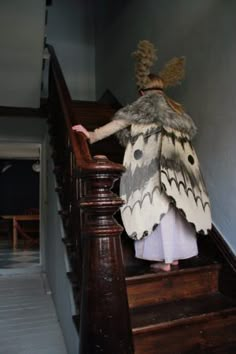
left=72, top=100, right=236, bottom=353
left=48, top=45, right=236, bottom=353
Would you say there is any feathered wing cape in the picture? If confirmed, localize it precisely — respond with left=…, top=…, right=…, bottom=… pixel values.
left=113, top=92, right=212, bottom=240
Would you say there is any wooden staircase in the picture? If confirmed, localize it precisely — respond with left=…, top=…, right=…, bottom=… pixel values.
left=47, top=46, right=236, bottom=353
left=72, top=100, right=236, bottom=353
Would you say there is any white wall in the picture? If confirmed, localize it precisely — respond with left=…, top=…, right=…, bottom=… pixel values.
left=47, top=0, right=96, bottom=100
left=0, top=1, right=46, bottom=108
left=95, top=0, right=236, bottom=253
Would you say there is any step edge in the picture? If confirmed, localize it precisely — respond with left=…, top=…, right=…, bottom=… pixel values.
left=132, top=306, right=236, bottom=335
left=126, top=264, right=221, bottom=285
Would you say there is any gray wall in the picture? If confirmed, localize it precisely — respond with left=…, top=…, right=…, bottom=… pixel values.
left=95, top=0, right=236, bottom=253
left=0, top=1, right=46, bottom=108
left=47, top=0, right=96, bottom=100
left=0, top=0, right=96, bottom=107
left=0, top=117, right=46, bottom=143
left=45, top=151, right=79, bottom=354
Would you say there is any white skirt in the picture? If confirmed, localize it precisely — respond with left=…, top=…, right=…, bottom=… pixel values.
left=134, top=205, right=198, bottom=263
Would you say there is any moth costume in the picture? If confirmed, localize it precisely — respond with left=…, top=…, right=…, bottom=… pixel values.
left=113, top=92, right=211, bottom=263
left=73, top=41, right=212, bottom=265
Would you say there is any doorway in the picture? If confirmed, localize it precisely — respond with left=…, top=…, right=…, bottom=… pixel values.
left=0, top=143, right=41, bottom=271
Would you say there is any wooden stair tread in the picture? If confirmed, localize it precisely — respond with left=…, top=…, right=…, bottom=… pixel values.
left=131, top=292, right=236, bottom=331
left=72, top=106, right=115, bottom=113
left=126, top=263, right=220, bottom=283
left=71, top=100, right=117, bottom=129
left=72, top=101, right=116, bottom=118
left=125, top=255, right=217, bottom=277
left=127, top=264, right=221, bottom=308
left=73, top=109, right=115, bottom=118
left=72, top=100, right=115, bottom=109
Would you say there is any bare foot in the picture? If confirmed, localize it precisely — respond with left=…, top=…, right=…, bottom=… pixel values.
left=171, top=260, right=179, bottom=266
left=150, top=262, right=171, bottom=272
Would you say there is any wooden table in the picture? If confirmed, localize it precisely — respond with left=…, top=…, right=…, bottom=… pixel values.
left=2, top=214, right=39, bottom=249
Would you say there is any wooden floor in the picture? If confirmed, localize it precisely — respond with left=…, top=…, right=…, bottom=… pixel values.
left=0, top=273, right=67, bottom=354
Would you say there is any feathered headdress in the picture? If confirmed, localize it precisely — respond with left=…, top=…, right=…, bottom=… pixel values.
left=132, top=40, right=185, bottom=90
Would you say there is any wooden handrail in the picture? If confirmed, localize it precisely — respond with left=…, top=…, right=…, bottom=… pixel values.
left=47, top=45, right=134, bottom=353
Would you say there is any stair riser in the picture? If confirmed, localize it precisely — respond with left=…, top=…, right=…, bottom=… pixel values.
left=127, top=267, right=219, bottom=308
left=133, top=311, right=236, bottom=354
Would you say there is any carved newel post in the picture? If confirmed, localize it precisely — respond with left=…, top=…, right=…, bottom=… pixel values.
left=78, top=156, right=134, bottom=354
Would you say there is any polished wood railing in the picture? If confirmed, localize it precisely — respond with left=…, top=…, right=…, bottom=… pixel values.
left=47, top=45, right=134, bottom=354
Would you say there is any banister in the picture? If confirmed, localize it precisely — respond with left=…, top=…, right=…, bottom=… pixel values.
left=47, top=45, right=134, bottom=354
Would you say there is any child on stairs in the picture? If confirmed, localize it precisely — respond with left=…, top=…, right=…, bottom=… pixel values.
left=73, top=40, right=212, bottom=272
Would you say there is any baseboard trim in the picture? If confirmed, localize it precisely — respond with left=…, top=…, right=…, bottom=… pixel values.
left=210, top=226, right=236, bottom=272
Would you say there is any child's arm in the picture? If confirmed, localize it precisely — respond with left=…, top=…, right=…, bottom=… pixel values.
left=72, top=119, right=129, bottom=144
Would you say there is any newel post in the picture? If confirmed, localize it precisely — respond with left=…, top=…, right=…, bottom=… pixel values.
left=78, top=156, right=134, bottom=354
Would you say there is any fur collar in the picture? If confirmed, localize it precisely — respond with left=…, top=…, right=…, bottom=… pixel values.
left=113, top=92, right=197, bottom=146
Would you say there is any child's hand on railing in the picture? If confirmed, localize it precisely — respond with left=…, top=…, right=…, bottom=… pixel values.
left=72, top=125, right=98, bottom=144
left=72, top=124, right=90, bottom=138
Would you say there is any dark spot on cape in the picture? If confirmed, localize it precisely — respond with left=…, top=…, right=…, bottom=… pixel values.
left=188, top=155, right=195, bottom=165
left=134, top=149, right=143, bottom=160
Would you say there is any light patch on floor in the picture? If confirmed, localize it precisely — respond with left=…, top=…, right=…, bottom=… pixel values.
left=0, top=240, right=39, bottom=269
